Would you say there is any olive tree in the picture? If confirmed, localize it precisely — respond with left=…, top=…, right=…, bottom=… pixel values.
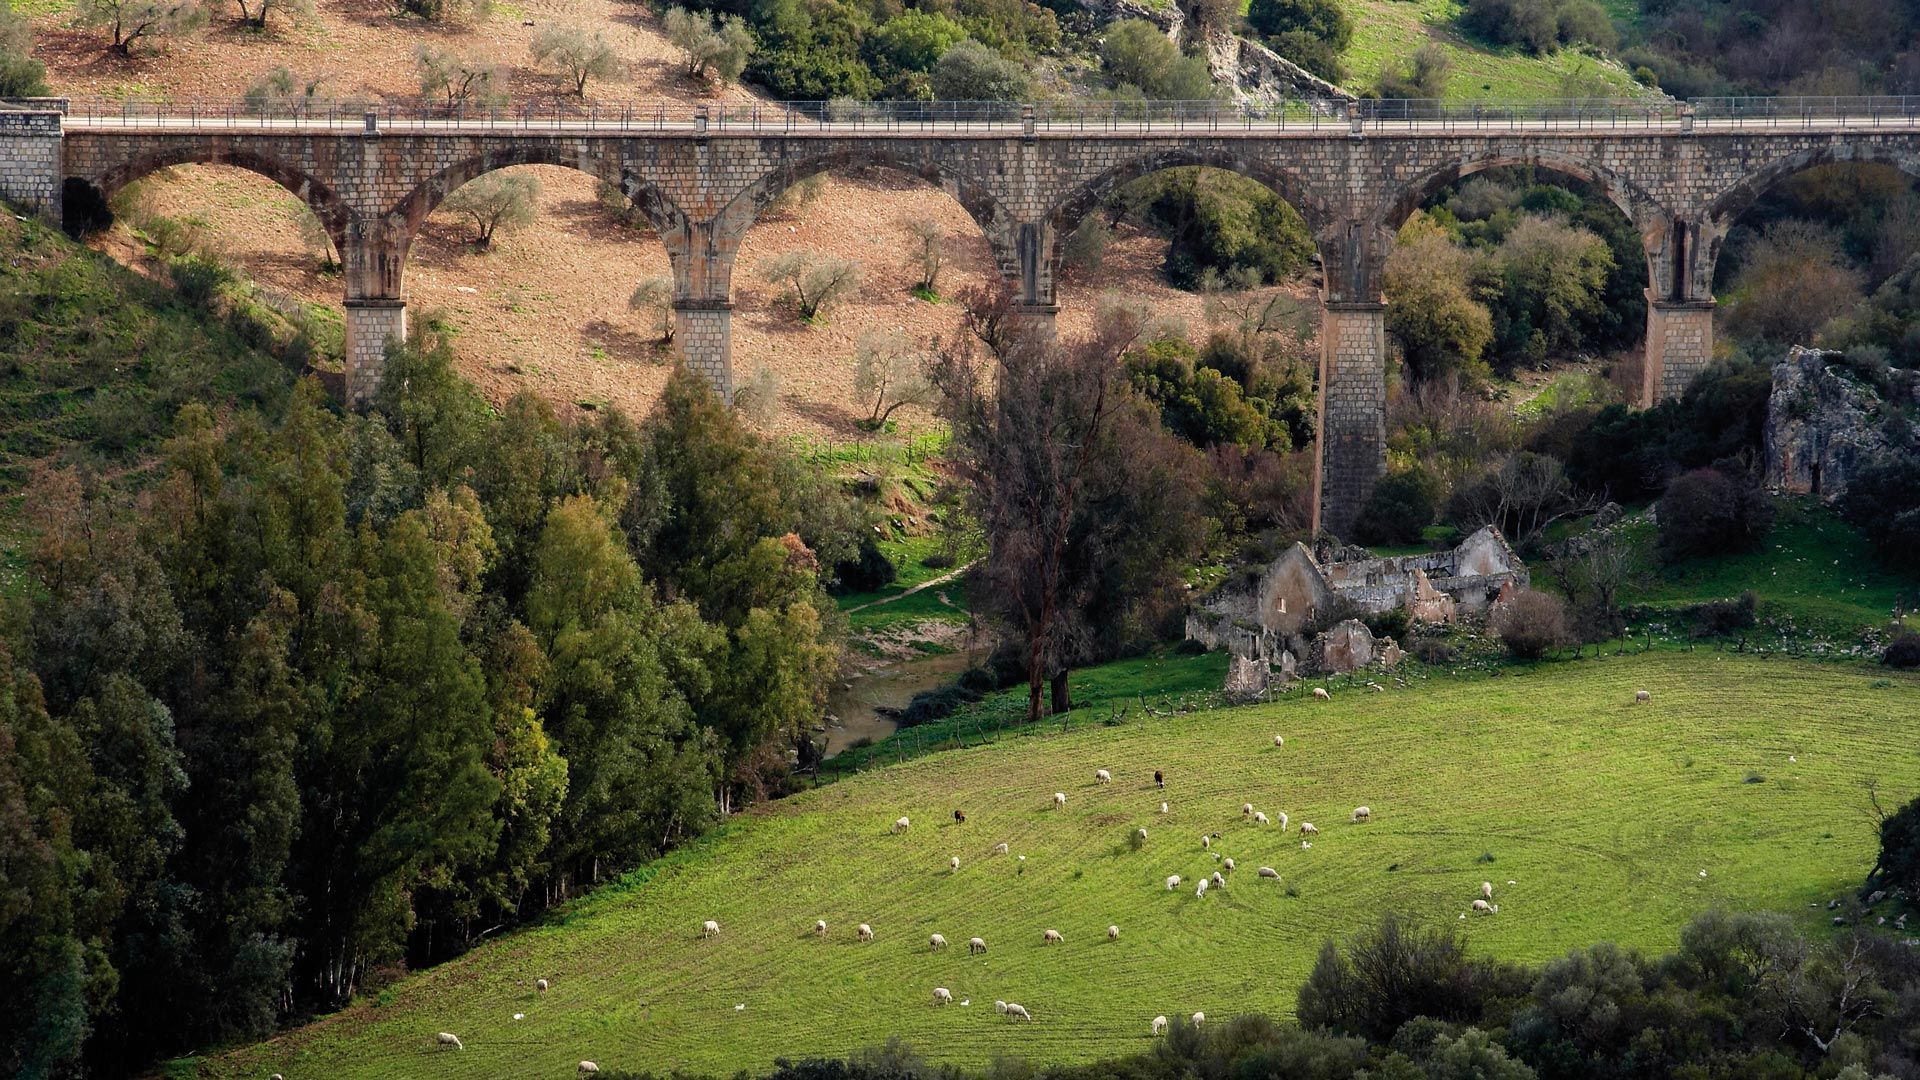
left=442, top=172, right=540, bottom=249
left=761, top=251, right=861, bottom=322
left=79, top=0, right=206, bottom=56
left=851, top=330, right=936, bottom=429
left=663, top=5, right=755, bottom=85
left=531, top=24, right=619, bottom=97
left=415, top=45, right=507, bottom=107
left=232, top=0, right=310, bottom=30
left=902, top=218, right=943, bottom=297
left=628, top=277, right=675, bottom=346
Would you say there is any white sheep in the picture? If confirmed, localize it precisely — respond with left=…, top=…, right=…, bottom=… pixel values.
left=1352, top=806, right=1371, bottom=823
left=1159, top=801, right=1169, bottom=814
left=1472, top=899, right=1495, bottom=914
left=1253, top=811, right=1269, bottom=825
left=893, top=816, right=911, bottom=834
left=1301, top=840, right=1313, bottom=850
left=1191, top=1011, right=1205, bottom=1027
left=1043, top=928, right=1063, bottom=944
left=949, top=856, right=960, bottom=871
left=930, top=933, right=948, bottom=951
left=1299, top=822, right=1318, bottom=837
left=994, top=842, right=1010, bottom=855
left=970, top=936, right=988, bottom=954
left=995, top=1000, right=1008, bottom=1013
left=1108, top=924, right=1120, bottom=940
left=702, top=919, right=720, bottom=938
left=536, top=978, right=549, bottom=993
left=1005, top=1003, right=1032, bottom=1021
left=1276, top=811, right=1289, bottom=831
left=1223, top=857, right=1235, bottom=871
left=1635, top=689, right=1651, bottom=704
left=436, top=1032, right=464, bottom=1050
left=858, top=923, right=875, bottom=941
left=1096, top=769, right=1112, bottom=784
left=815, top=919, right=828, bottom=935
left=1136, top=827, right=1148, bottom=841
left=1481, top=881, right=1494, bottom=901
left=1312, top=687, right=1331, bottom=701
left=1167, top=874, right=1182, bottom=890
left=1242, top=802, right=1254, bottom=817
left=1152, top=1015, right=1168, bottom=1036
left=1201, top=834, right=1211, bottom=849
left=1273, top=734, right=1285, bottom=746
left=933, top=987, right=953, bottom=1005
left=1196, top=878, right=1209, bottom=898
left=1053, top=792, right=1068, bottom=809
left=579, top=1063, right=600, bottom=1075
left=1258, top=866, right=1279, bottom=878
left=1211, top=871, right=1225, bottom=888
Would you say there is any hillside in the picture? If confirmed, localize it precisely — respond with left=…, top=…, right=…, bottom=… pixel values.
left=203, top=651, right=1918, bottom=1078
left=1338, top=0, right=1645, bottom=99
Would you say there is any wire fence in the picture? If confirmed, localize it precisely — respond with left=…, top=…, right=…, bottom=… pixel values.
left=15, top=94, right=1920, bottom=132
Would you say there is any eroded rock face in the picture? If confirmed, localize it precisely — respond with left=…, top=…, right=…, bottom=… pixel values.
left=1764, top=347, right=1915, bottom=500
left=1202, top=31, right=1355, bottom=108
left=1077, top=0, right=1184, bottom=40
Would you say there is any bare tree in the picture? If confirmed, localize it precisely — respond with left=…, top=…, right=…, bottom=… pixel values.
left=441, top=172, right=540, bottom=248
left=628, top=277, right=675, bottom=346
left=79, top=0, right=205, bottom=56
left=901, top=218, right=944, bottom=297
left=760, top=251, right=861, bottom=322
left=415, top=45, right=506, bottom=107
left=851, top=330, right=936, bottom=429
left=531, top=24, right=619, bottom=97
left=1453, top=450, right=1599, bottom=549
left=933, top=287, right=1205, bottom=721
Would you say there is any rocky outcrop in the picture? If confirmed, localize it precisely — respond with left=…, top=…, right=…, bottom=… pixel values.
left=1203, top=31, right=1355, bottom=109
left=1078, top=0, right=1184, bottom=41
left=1764, top=347, right=1918, bottom=500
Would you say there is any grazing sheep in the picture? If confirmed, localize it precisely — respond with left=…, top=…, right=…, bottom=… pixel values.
left=1312, top=687, right=1331, bottom=701
left=1167, top=875, right=1182, bottom=890
left=536, top=978, right=549, bottom=993
left=1053, top=792, right=1068, bottom=809
left=815, top=920, right=828, bottom=936
left=1096, top=769, right=1112, bottom=784
left=1136, top=827, right=1149, bottom=842
left=1044, top=929, right=1063, bottom=944
left=933, top=987, right=953, bottom=1005
left=1253, top=811, right=1269, bottom=825
left=858, top=923, right=875, bottom=941
left=1201, top=834, right=1211, bottom=849
left=1352, top=806, right=1371, bottom=823
left=1223, top=857, right=1235, bottom=871
left=954, top=809, right=967, bottom=824
left=1196, top=878, right=1209, bottom=898
left=995, top=1000, right=1008, bottom=1014
left=970, top=937, right=988, bottom=954
left=1159, top=801, right=1169, bottom=814
left=702, top=919, right=720, bottom=938
left=1299, top=823, right=1318, bottom=837
left=1273, top=734, right=1285, bottom=747
left=1191, top=1012, right=1205, bottom=1027
left=1635, top=690, right=1651, bottom=704
left=994, top=842, right=1009, bottom=855
left=1472, top=899, right=1494, bottom=914
left=1276, top=811, right=1289, bottom=831
left=1006, top=1003, right=1032, bottom=1021
left=579, top=1063, right=600, bottom=1075
left=1301, top=840, right=1312, bottom=850
left=436, top=1032, right=464, bottom=1050
left=1211, top=872, right=1225, bottom=888
left=1155, top=770, right=1165, bottom=789
left=950, top=856, right=960, bottom=871
left=893, top=816, right=911, bottom=834
left=1242, top=803, right=1254, bottom=817
left=930, top=933, right=948, bottom=951
left=1258, top=866, right=1279, bottom=878
left=1108, top=924, right=1121, bottom=940
left=1481, top=882, right=1494, bottom=901
left=1152, top=1015, right=1168, bottom=1036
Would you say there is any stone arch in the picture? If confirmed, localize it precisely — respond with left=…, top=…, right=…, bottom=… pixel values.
left=1703, top=142, right=1920, bottom=295
left=392, top=146, right=686, bottom=242
left=710, top=148, right=1017, bottom=297
left=78, top=144, right=352, bottom=248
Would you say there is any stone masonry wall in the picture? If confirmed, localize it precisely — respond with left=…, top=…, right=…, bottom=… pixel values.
left=0, top=110, right=62, bottom=218
left=344, top=302, right=407, bottom=408
left=1316, top=303, right=1387, bottom=539
left=1645, top=301, right=1715, bottom=404
left=674, top=303, right=734, bottom=403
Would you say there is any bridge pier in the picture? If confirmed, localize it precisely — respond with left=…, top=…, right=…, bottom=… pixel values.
left=1313, top=301, right=1388, bottom=540
left=343, top=300, right=407, bottom=408
left=1643, top=299, right=1716, bottom=404
left=674, top=299, right=734, bottom=403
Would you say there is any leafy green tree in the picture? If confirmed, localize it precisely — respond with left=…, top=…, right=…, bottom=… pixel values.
left=530, top=24, right=619, bottom=96
left=1491, top=214, right=1614, bottom=365
left=373, top=329, right=491, bottom=493
left=664, top=6, right=756, bottom=84
left=868, top=10, right=966, bottom=74
left=1376, top=42, right=1452, bottom=98
left=1352, top=467, right=1441, bottom=545
left=1385, top=214, right=1494, bottom=385
left=931, top=39, right=1029, bottom=100
left=77, top=0, right=205, bottom=56
left=761, top=250, right=861, bottom=322
left=1101, top=19, right=1216, bottom=99
left=1, top=0, right=50, bottom=96
left=1248, top=0, right=1352, bottom=50
left=441, top=172, right=541, bottom=249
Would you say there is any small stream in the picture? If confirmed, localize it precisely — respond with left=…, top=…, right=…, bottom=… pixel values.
left=822, top=635, right=994, bottom=757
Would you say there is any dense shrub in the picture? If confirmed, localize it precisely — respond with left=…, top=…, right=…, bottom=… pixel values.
left=1247, top=0, right=1352, bottom=50
left=1460, top=0, right=1611, bottom=53
left=929, top=39, right=1030, bottom=100
left=1490, top=589, right=1573, bottom=658
left=1124, top=338, right=1278, bottom=451
left=1693, top=591, right=1758, bottom=637
left=1875, top=791, right=1920, bottom=896
left=1886, top=631, right=1920, bottom=669
left=1100, top=19, right=1216, bottom=99
left=833, top=537, right=896, bottom=593
left=1297, top=914, right=1525, bottom=1041
left=1352, top=468, right=1440, bottom=546
left=1656, top=467, right=1774, bottom=560
left=1114, top=168, right=1315, bottom=291
left=1839, top=451, right=1920, bottom=559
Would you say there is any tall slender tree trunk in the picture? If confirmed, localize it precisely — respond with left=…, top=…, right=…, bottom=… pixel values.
left=1050, top=670, right=1071, bottom=715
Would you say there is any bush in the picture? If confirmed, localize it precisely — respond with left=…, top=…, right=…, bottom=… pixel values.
left=1839, top=451, right=1920, bottom=559
left=1460, top=0, right=1557, bottom=52
left=0, top=0, right=48, bottom=97
left=1264, top=29, right=1344, bottom=82
left=1693, top=591, right=1758, bottom=637
left=1352, top=468, right=1440, bottom=546
left=833, top=537, right=896, bottom=594
left=1100, top=19, right=1216, bottom=99
left=1491, top=589, right=1572, bottom=658
left=1886, top=632, right=1920, bottom=669
left=1875, top=793, right=1920, bottom=895
left=1656, top=467, right=1773, bottom=560
left=1375, top=43, right=1451, bottom=99
left=1248, top=0, right=1352, bottom=50
left=931, top=39, right=1029, bottom=101
left=1115, top=168, right=1315, bottom=291
left=1296, top=914, right=1518, bottom=1042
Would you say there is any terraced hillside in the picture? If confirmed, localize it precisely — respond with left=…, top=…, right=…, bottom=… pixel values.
left=208, top=651, right=1920, bottom=1079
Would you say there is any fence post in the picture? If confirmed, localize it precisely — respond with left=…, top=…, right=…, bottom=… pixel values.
left=695, top=103, right=710, bottom=136
left=1022, top=103, right=1035, bottom=138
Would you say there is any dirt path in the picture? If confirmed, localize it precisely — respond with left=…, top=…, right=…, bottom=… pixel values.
left=842, top=558, right=981, bottom=614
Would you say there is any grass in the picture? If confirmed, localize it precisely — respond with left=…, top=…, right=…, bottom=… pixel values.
left=1336, top=0, right=1652, bottom=100
left=205, top=650, right=1920, bottom=1079
left=1617, top=499, right=1919, bottom=638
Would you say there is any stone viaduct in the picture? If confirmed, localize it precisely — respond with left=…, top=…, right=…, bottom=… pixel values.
left=6, top=102, right=1920, bottom=535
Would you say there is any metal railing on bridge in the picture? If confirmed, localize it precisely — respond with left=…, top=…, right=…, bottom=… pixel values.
left=18, top=95, right=1920, bottom=133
